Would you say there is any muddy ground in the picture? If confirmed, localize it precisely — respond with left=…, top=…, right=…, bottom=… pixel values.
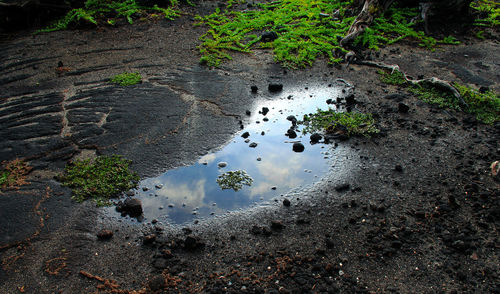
left=0, top=3, right=499, bottom=293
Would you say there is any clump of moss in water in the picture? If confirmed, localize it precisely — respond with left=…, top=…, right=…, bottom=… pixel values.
left=301, top=110, right=379, bottom=137
left=0, top=159, right=32, bottom=190
left=378, top=70, right=500, bottom=124
left=110, top=72, right=142, bottom=86
left=60, top=155, right=139, bottom=206
left=217, top=170, right=253, bottom=191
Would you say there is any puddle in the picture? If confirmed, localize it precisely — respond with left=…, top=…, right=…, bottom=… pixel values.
left=114, top=81, right=356, bottom=224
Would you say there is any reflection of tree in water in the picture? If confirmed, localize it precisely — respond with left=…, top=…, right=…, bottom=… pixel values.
left=217, top=170, right=253, bottom=192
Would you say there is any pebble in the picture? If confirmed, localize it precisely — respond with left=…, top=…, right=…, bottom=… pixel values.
left=96, top=229, right=113, bottom=240
left=249, top=142, right=258, bottom=148
left=292, top=142, right=305, bottom=152
left=217, top=162, right=228, bottom=168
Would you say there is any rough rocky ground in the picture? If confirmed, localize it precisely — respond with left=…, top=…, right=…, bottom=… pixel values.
left=0, top=3, right=499, bottom=293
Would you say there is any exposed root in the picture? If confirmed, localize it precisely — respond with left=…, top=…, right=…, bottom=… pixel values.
left=354, top=60, right=468, bottom=107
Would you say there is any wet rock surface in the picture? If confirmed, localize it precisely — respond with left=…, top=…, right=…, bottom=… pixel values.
left=0, top=7, right=499, bottom=294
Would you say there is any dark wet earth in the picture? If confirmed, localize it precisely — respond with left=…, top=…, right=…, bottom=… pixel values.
left=1, top=10, right=499, bottom=293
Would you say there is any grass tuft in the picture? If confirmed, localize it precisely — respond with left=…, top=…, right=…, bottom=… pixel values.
left=110, top=72, right=142, bottom=86
left=60, top=155, right=139, bottom=206
left=301, top=110, right=379, bottom=137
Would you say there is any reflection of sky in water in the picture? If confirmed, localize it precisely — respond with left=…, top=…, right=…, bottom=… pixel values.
left=118, top=84, right=354, bottom=224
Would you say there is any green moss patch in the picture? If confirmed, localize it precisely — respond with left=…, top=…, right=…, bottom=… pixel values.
left=110, top=72, right=142, bottom=86
left=60, top=155, right=139, bottom=206
left=301, top=110, right=379, bottom=137
left=195, top=0, right=354, bottom=68
left=471, top=0, right=500, bottom=27
left=36, top=0, right=181, bottom=33
left=217, top=170, right=253, bottom=191
left=378, top=70, right=500, bottom=124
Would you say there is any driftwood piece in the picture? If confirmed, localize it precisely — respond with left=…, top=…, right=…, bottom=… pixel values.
left=356, top=60, right=468, bottom=107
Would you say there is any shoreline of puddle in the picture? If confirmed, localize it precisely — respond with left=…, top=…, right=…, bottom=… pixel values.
left=108, top=80, right=360, bottom=225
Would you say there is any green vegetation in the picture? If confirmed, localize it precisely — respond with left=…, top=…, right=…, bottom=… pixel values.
left=110, top=72, right=142, bottom=86
left=378, top=70, right=500, bottom=124
left=301, top=110, right=379, bottom=137
left=355, top=6, right=438, bottom=50
left=36, top=0, right=181, bottom=33
left=471, top=0, right=500, bottom=27
left=378, top=69, right=407, bottom=86
left=60, top=155, right=139, bottom=206
left=408, top=84, right=462, bottom=109
left=217, top=170, right=253, bottom=191
left=0, top=159, right=32, bottom=189
left=454, top=84, right=500, bottom=124
left=195, top=0, right=354, bottom=68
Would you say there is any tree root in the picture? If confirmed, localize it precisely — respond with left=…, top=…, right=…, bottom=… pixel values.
left=340, top=0, right=395, bottom=47
left=355, top=60, right=468, bottom=107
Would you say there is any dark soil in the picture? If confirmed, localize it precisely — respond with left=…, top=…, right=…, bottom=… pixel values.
left=0, top=2, right=498, bottom=293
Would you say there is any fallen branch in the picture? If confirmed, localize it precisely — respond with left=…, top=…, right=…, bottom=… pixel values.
left=354, top=60, right=468, bottom=108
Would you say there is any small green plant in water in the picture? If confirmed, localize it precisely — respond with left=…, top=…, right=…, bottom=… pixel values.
left=110, top=72, right=142, bottom=86
left=217, top=170, right=253, bottom=191
left=301, top=110, right=379, bottom=137
left=60, top=155, right=139, bottom=206
left=0, top=159, right=32, bottom=189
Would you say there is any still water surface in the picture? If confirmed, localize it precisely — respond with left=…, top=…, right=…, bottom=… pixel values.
left=117, top=82, right=354, bottom=224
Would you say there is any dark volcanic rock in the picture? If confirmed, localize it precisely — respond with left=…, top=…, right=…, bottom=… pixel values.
left=249, top=142, right=258, bottom=148
left=241, top=131, right=250, bottom=139
left=261, top=31, right=278, bottom=42
left=398, top=103, right=410, bottom=113
left=286, top=129, right=297, bottom=138
left=292, top=142, right=305, bottom=152
left=334, top=183, right=350, bottom=192
left=261, top=107, right=269, bottom=116
left=143, top=234, right=157, bottom=245
left=148, top=274, right=166, bottom=291
left=286, top=115, right=297, bottom=124
left=116, top=198, right=143, bottom=217
left=184, top=236, right=204, bottom=251
left=270, top=220, right=285, bottom=231
left=251, top=85, right=258, bottom=93
left=345, top=94, right=355, bottom=105
left=96, top=229, right=113, bottom=240
left=310, top=133, right=322, bottom=143
left=268, top=83, right=283, bottom=93
left=283, top=198, right=291, bottom=207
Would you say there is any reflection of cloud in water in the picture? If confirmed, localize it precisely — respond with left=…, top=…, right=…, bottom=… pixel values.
left=198, top=153, right=216, bottom=165
left=154, top=178, right=207, bottom=208
left=249, top=154, right=305, bottom=197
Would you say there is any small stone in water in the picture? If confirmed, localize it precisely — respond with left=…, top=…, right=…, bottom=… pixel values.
left=218, top=162, right=228, bottom=168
